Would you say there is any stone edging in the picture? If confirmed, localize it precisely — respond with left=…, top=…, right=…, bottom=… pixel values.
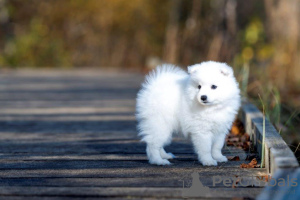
left=239, top=102, right=299, bottom=175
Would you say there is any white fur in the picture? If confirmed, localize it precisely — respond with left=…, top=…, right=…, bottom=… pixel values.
left=136, top=61, right=241, bottom=166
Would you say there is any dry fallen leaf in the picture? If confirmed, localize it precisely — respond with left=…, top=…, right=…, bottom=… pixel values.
left=227, top=156, right=240, bottom=161
left=232, top=175, right=240, bottom=188
left=256, top=175, right=269, bottom=182
left=230, top=119, right=245, bottom=136
left=240, top=158, right=258, bottom=168
left=231, top=125, right=240, bottom=136
left=245, top=154, right=259, bottom=161
left=226, top=120, right=251, bottom=151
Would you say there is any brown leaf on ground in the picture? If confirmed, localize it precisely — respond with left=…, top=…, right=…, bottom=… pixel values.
left=241, top=141, right=250, bottom=151
left=229, top=137, right=240, bottom=142
left=256, top=175, right=270, bottom=182
left=232, top=175, right=240, bottom=188
left=227, top=142, right=235, bottom=146
left=226, top=120, right=251, bottom=151
left=245, top=154, right=259, bottom=161
left=240, top=158, right=258, bottom=168
left=230, top=119, right=245, bottom=136
left=227, top=156, right=240, bottom=161
left=231, top=125, right=240, bottom=136
left=241, top=133, right=250, bottom=142
left=225, top=136, right=250, bottom=151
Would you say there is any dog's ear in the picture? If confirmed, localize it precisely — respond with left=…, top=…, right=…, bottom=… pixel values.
left=187, top=65, right=198, bottom=74
left=220, top=64, right=233, bottom=77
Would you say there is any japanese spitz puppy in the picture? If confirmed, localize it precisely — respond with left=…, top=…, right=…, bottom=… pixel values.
left=136, top=61, right=240, bottom=166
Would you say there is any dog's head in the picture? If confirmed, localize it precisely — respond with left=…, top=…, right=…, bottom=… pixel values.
left=186, top=61, right=240, bottom=106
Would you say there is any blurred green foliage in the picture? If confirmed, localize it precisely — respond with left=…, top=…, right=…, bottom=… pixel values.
left=0, top=0, right=169, bottom=67
left=235, top=18, right=274, bottom=64
left=1, top=18, right=69, bottom=67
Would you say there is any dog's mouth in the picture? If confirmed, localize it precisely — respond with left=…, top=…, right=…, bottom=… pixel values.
left=197, top=95, right=215, bottom=105
left=200, top=100, right=211, bottom=105
left=200, top=99, right=216, bottom=106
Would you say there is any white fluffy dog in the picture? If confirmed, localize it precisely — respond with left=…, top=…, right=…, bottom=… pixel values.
left=136, top=61, right=240, bottom=166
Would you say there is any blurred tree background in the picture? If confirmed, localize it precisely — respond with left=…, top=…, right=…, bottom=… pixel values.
left=0, top=0, right=299, bottom=151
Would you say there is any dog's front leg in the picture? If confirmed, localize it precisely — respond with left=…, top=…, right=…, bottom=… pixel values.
left=212, top=134, right=228, bottom=162
left=191, top=133, right=217, bottom=166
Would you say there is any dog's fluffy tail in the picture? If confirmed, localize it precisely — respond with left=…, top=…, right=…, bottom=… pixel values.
left=136, top=64, right=186, bottom=141
left=143, top=64, right=186, bottom=87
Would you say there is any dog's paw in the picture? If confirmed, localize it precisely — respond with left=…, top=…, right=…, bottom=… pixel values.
left=213, top=155, right=228, bottom=163
left=201, top=158, right=217, bottom=166
left=161, top=152, right=176, bottom=159
left=149, top=159, right=171, bottom=166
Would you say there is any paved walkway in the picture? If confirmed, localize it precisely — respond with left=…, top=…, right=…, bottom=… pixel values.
left=0, top=69, right=266, bottom=199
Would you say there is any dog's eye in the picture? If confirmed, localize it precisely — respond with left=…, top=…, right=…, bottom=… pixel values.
left=198, top=85, right=201, bottom=89
left=211, top=85, right=217, bottom=89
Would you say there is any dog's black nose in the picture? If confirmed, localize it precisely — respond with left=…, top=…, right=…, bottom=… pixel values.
left=201, top=95, right=207, bottom=101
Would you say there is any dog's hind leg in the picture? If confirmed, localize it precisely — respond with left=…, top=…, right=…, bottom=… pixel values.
left=138, top=117, right=173, bottom=165
left=160, top=148, right=176, bottom=159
